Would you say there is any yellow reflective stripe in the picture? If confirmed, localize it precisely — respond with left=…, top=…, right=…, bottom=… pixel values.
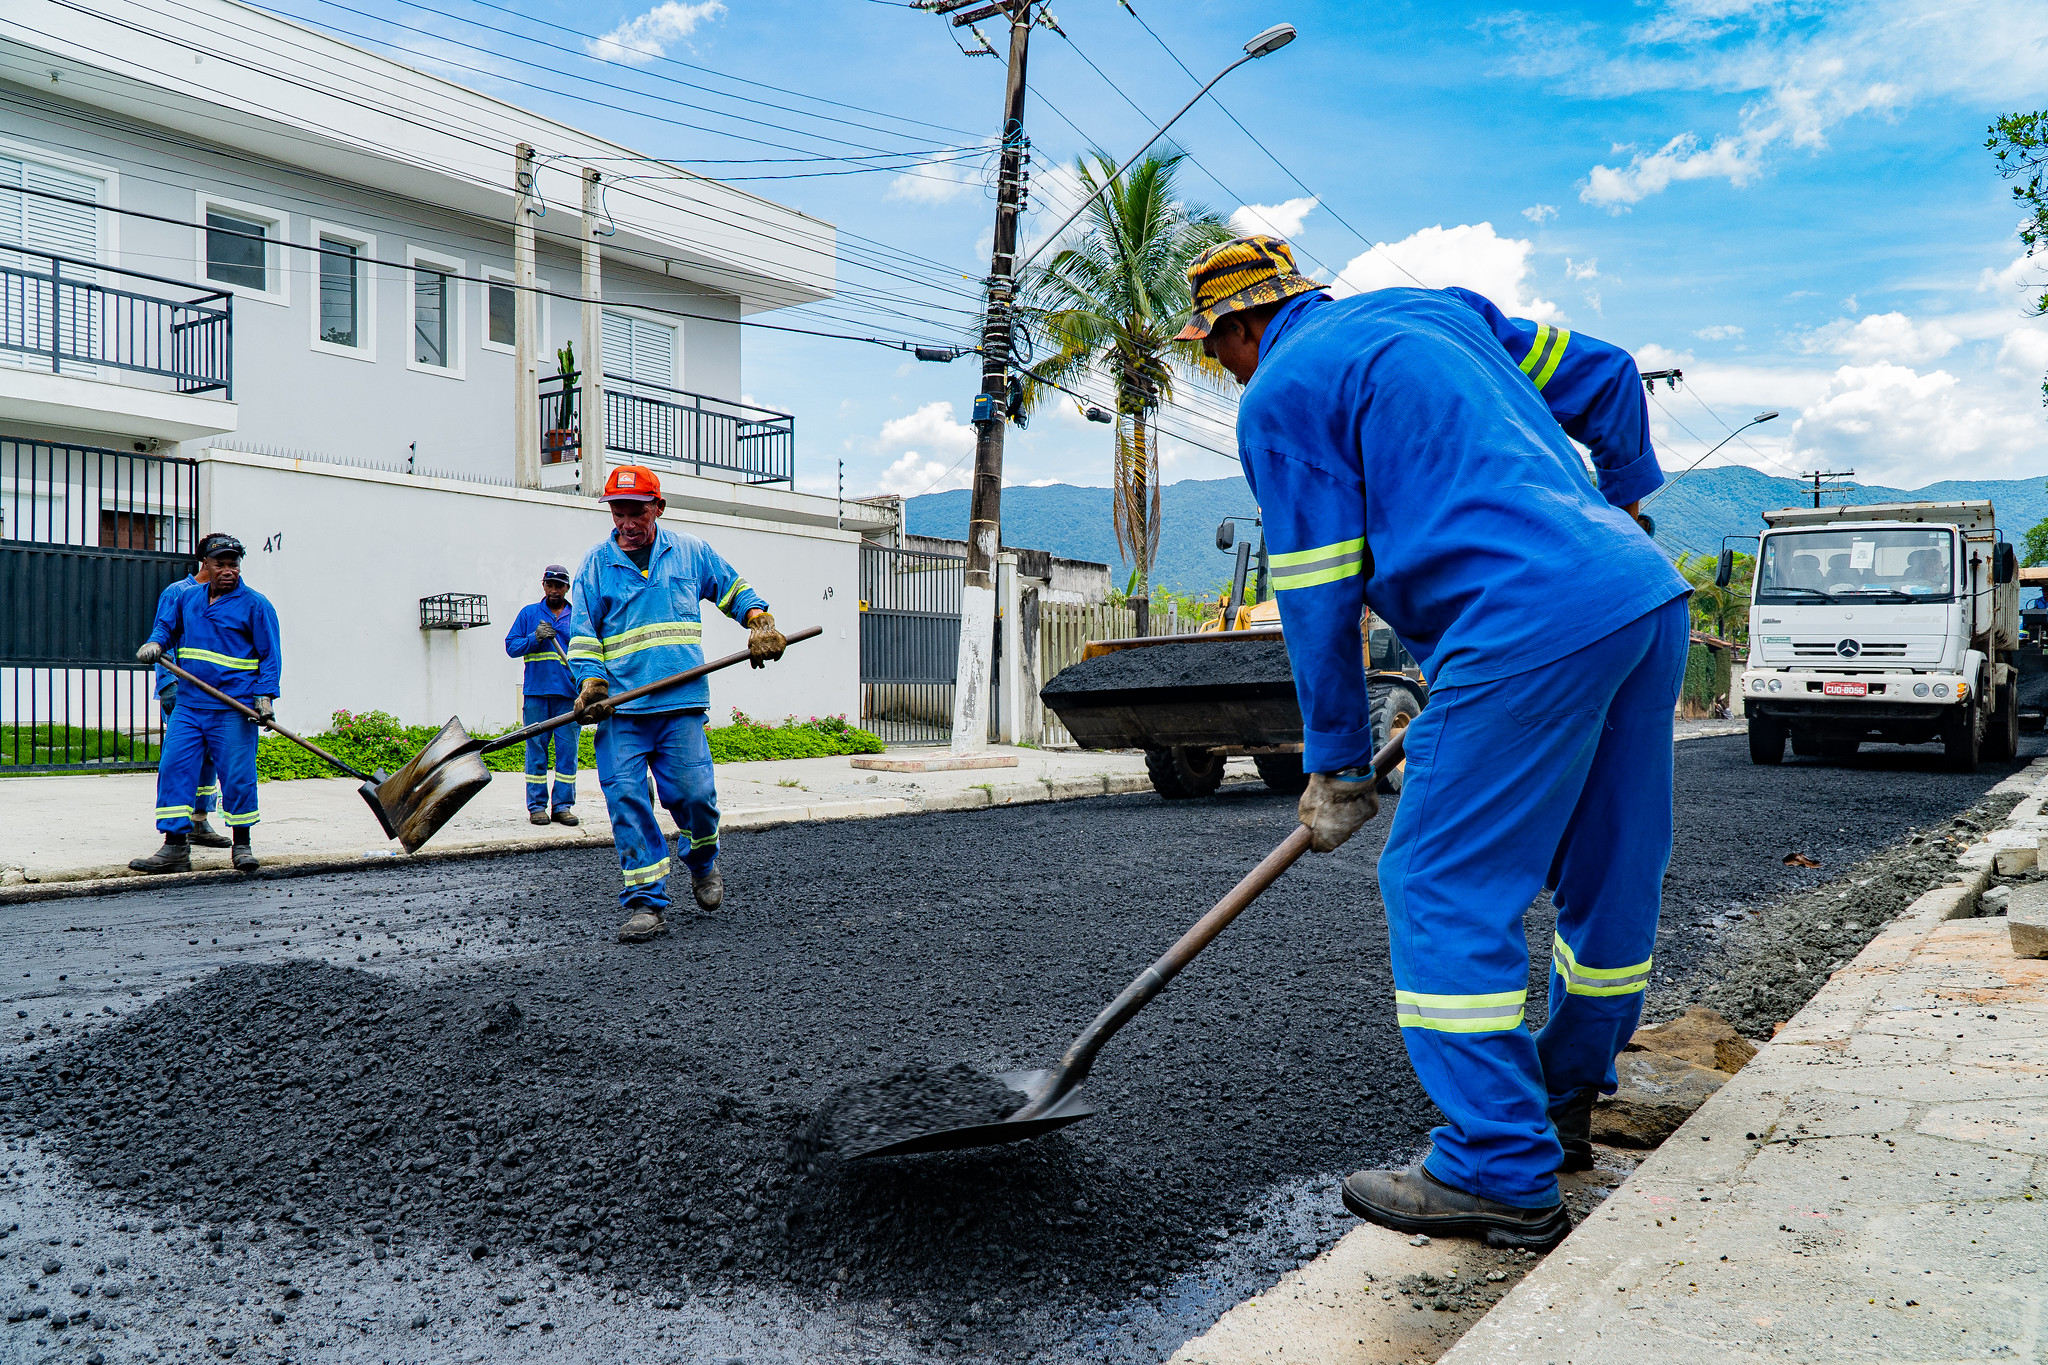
left=621, top=855, right=671, bottom=887
left=1551, top=932, right=1651, bottom=996
left=523, top=773, right=551, bottom=784
left=603, top=628, right=704, bottom=661
left=688, top=825, right=720, bottom=849
left=1271, top=537, right=1366, bottom=592
left=155, top=804, right=194, bottom=817
left=566, top=634, right=604, bottom=663
left=718, top=579, right=748, bottom=611
left=1394, top=988, right=1527, bottom=1034
left=1533, top=327, right=1571, bottom=390
left=603, top=621, right=703, bottom=647
left=177, top=647, right=258, bottom=671
left=1519, top=323, right=1552, bottom=376
left=194, top=783, right=220, bottom=796
left=221, top=809, right=259, bottom=826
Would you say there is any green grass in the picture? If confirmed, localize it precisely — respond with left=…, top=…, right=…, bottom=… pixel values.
left=1, top=725, right=161, bottom=769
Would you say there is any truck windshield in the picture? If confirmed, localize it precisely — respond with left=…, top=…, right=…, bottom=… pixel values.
left=1756, top=528, right=1955, bottom=602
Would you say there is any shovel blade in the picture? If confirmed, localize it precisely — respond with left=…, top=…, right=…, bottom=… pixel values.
left=844, top=1069, right=1098, bottom=1161
left=370, top=717, right=493, bottom=854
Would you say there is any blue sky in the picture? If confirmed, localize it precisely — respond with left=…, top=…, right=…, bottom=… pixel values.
left=267, top=0, right=2048, bottom=501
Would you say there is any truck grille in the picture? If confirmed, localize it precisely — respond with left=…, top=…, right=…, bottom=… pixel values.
left=1791, top=641, right=1910, bottom=658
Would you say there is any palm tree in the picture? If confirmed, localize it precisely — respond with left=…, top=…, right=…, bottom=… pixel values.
left=1018, top=149, right=1234, bottom=633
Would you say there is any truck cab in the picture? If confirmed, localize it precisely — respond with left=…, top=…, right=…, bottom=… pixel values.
left=1737, top=500, right=2019, bottom=770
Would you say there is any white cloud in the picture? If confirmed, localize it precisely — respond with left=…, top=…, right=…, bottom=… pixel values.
left=1996, top=325, right=2048, bottom=380
left=1801, top=311, right=1961, bottom=364
left=1522, top=203, right=1558, bottom=224
left=1694, top=324, right=1745, bottom=340
left=886, top=144, right=992, bottom=205
left=585, top=1, right=724, bottom=63
left=1333, top=222, right=1561, bottom=322
left=875, top=451, right=971, bottom=496
left=1789, top=361, right=2039, bottom=483
left=865, top=400, right=977, bottom=496
left=1566, top=257, right=1599, bottom=281
left=1230, top=196, right=1319, bottom=239
left=1583, top=130, right=1769, bottom=208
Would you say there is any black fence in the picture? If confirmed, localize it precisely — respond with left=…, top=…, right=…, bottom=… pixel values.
left=1, top=437, right=199, bottom=773
left=0, top=248, right=233, bottom=397
left=538, top=371, right=795, bottom=487
left=859, top=543, right=963, bottom=745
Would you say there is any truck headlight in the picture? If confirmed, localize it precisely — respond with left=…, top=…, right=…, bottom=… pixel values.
left=1913, top=682, right=1929, bottom=697
left=1768, top=678, right=1783, bottom=693
left=1752, top=677, right=1767, bottom=692
left=1933, top=683, right=1949, bottom=697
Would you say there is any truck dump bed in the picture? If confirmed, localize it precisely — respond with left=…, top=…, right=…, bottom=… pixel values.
left=1038, top=633, right=1303, bottom=751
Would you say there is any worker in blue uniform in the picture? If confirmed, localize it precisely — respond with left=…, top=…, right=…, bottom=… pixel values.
left=130, top=535, right=282, bottom=875
left=146, top=534, right=232, bottom=849
left=1178, top=236, right=1690, bottom=1250
left=505, top=564, right=582, bottom=827
left=567, top=464, right=787, bottom=943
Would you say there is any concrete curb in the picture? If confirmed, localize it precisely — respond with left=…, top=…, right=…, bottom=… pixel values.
left=0, top=769, right=1183, bottom=906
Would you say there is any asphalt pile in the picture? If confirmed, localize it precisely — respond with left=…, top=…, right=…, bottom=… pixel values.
left=796, top=1061, right=1025, bottom=1162
left=1040, top=638, right=1295, bottom=696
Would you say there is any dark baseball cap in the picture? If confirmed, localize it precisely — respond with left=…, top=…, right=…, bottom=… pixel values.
left=198, top=533, right=245, bottom=560
left=542, top=564, right=571, bottom=583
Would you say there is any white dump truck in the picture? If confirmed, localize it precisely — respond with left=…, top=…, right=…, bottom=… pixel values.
left=1727, top=500, right=2019, bottom=770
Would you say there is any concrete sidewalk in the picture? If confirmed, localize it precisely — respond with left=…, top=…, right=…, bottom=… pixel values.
left=0, top=745, right=1206, bottom=895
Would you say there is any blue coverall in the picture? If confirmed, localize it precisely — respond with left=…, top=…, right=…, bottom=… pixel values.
left=567, top=529, right=768, bottom=914
left=1238, top=287, right=1690, bottom=1209
left=504, top=599, right=578, bottom=814
left=147, top=579, right=282, bottom=835
left=150, top=575, right=216, bottom=819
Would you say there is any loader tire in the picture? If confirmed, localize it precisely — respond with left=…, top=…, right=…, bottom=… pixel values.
left=1369, top=681, right=1424, bottom=794
left=1985, top=680, right=2019, bottom=761
left=1146, top=746, right=1224, bottom=800
left=1253, top=752, right=1309, bottom=794
left=1941, top=702, right=1983, bottom=773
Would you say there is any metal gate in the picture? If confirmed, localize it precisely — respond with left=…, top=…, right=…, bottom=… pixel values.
left=2, top=436, right=199, bottom=772
left=859, top=543, right=963, bottom=745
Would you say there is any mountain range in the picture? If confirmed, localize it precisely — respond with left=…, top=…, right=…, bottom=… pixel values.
left=905, top=467, right=2048, bottom=592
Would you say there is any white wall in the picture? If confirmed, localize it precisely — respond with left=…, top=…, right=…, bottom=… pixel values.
left=200, top=449, right=861, bottom=735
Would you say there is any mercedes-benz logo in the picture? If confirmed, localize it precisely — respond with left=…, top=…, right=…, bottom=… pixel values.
left=1837, top=639, right=1861, bottom=658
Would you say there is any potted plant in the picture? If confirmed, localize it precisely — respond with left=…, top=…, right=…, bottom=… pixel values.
left=543, top=341, right=579, bottom=463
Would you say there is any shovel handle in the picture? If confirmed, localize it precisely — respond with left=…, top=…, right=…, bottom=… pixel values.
left=1016, top=728, right=1407, bottom=1120
left=156, top=657, right=375, bottom=782
left=475, top=625, right=824, bottom=756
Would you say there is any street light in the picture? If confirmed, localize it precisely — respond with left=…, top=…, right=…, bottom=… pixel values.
left=1012, top=23, right=1299, bottom=275
left=1640, top=410, right=1779, bottom=509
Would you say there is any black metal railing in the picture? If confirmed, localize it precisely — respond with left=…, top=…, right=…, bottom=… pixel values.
left=0, top=246, right=233, bottom=397
left=2, top=436, right=200, bottom=774
left=537, top=370, right=794, bottom=487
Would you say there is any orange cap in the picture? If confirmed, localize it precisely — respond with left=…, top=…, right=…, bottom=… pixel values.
left=600, top=464, right=662, bottom=504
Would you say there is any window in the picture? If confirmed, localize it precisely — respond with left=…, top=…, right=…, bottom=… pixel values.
left=0, top=146, right=109, bottom=376
left=308, top=222, right=374, bottom=360
left=405, top=247, right=464, bottom=377
left=196, top=195, right=285, bottom=303
left=481, top=269, right=549, bottom=355
left=601, top=309, right=676, bottom=388
left=488, top=277, right=515, bottom=348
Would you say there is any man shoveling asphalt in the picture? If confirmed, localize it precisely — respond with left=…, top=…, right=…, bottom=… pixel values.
left=567, top=465, right=786, bottom=943
left=1183, top=236, right=1689, bottom=1250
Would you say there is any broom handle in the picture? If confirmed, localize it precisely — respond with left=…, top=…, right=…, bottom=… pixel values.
left=477, top=625, right=823, bottom=757
left=156, top=657, right=374, bottom=782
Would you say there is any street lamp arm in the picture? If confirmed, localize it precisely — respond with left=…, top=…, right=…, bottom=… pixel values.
left=1640, top=410, right=1779, bottom=509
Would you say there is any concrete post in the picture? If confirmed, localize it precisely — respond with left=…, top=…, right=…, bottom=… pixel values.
left=578, top=167, right=605, bottom=499
left=511, top=143, right=541, bottom=490
left=996, top=551, right=1022, bottom=745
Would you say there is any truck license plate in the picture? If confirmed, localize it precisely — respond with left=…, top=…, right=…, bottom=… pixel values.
left=1823, top=681, right=1868, bottom=697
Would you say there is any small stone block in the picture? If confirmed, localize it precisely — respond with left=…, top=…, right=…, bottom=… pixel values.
left=1997, top=846, right=2039, bottom=876
left=2008, top=884, right=2048, bottom=959
left=848, top=754, right=1020, bottom=772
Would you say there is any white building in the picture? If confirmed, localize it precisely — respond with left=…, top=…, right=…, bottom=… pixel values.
left=0, top=0, right=885, bottom=757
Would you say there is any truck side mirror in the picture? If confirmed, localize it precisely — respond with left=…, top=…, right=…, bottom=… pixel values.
left=1996, top=542, right=2017, bottom=585
left=1215, top=519, right=1235, bottom=552
left=1714, top=548, right=1734, bottom=589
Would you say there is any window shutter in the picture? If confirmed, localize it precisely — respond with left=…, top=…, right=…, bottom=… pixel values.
left=0, top=155, right=103, bottom=374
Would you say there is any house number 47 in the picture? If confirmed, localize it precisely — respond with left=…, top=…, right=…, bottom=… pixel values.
left=263, top=533, right=283, bottom=552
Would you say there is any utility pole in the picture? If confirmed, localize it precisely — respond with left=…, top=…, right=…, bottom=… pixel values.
left=946, top=0, right=1035, bottom=755
left=579, top=167, right=606, bottom=498
left=1802, top=469, right=1855, bottom=509
left=512, top=143, right=542, bottom=490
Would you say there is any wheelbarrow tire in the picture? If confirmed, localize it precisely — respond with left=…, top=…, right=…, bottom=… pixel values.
left=1146, top=746, right=1224, bottom=800
left=1252, top=752, right=1309, bottom=794
left=1369, top=681, right=1424, bottom=794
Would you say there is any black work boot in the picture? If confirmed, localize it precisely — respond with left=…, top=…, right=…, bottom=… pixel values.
left=691, top=867, right=723, bottom=911
left=231, top=830, right=259, bottom=873
left=1342, top=1163, right=1572, bottom=1251
left=618, top=908, right=667, bottom=943
left=129, top=834, right=191, bottom=875
left=551, top=808, right=580, bottom=827
left=528, top=810, right=550, bottom=826
left=1553, top=1088, right=1598, bottom=1172
left=187, top=816, right=232, bottom=849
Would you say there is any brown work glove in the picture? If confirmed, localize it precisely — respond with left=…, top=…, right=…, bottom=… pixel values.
left=1298, top=770, right=1380, bottom=852
left=136, top=641, right=164, bottom=665
left=746, top=610, right=786, bottom=669
left=574, top=676, right=612, bottom=723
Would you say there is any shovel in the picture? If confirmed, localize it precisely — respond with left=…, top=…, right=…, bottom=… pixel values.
left=846, top=728, right=1407, bottom=1160
left=370, top=625, right=822, bottom=854
left=154, top=658, right=400, bottom=840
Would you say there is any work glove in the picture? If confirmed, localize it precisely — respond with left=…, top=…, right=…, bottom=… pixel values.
left=1298, top=770, right=1380, bottom=853
left=747, top=610, right=787, bottom=669
left=253, top=696, right=275, bottom=724
left=135, top=641, right=163, bottom=665
left=575, top=677, right=613, bottom=723
left=534, top=621, right=557, bottom=642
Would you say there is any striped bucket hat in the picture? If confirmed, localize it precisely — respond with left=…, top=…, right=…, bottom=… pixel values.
left=1175, top=235, right=1325, bottom=340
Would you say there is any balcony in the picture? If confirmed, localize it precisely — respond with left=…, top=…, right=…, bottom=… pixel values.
left=538, top=370, right=794, bottom=489
left=0, top=250, right=238, bottom=443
